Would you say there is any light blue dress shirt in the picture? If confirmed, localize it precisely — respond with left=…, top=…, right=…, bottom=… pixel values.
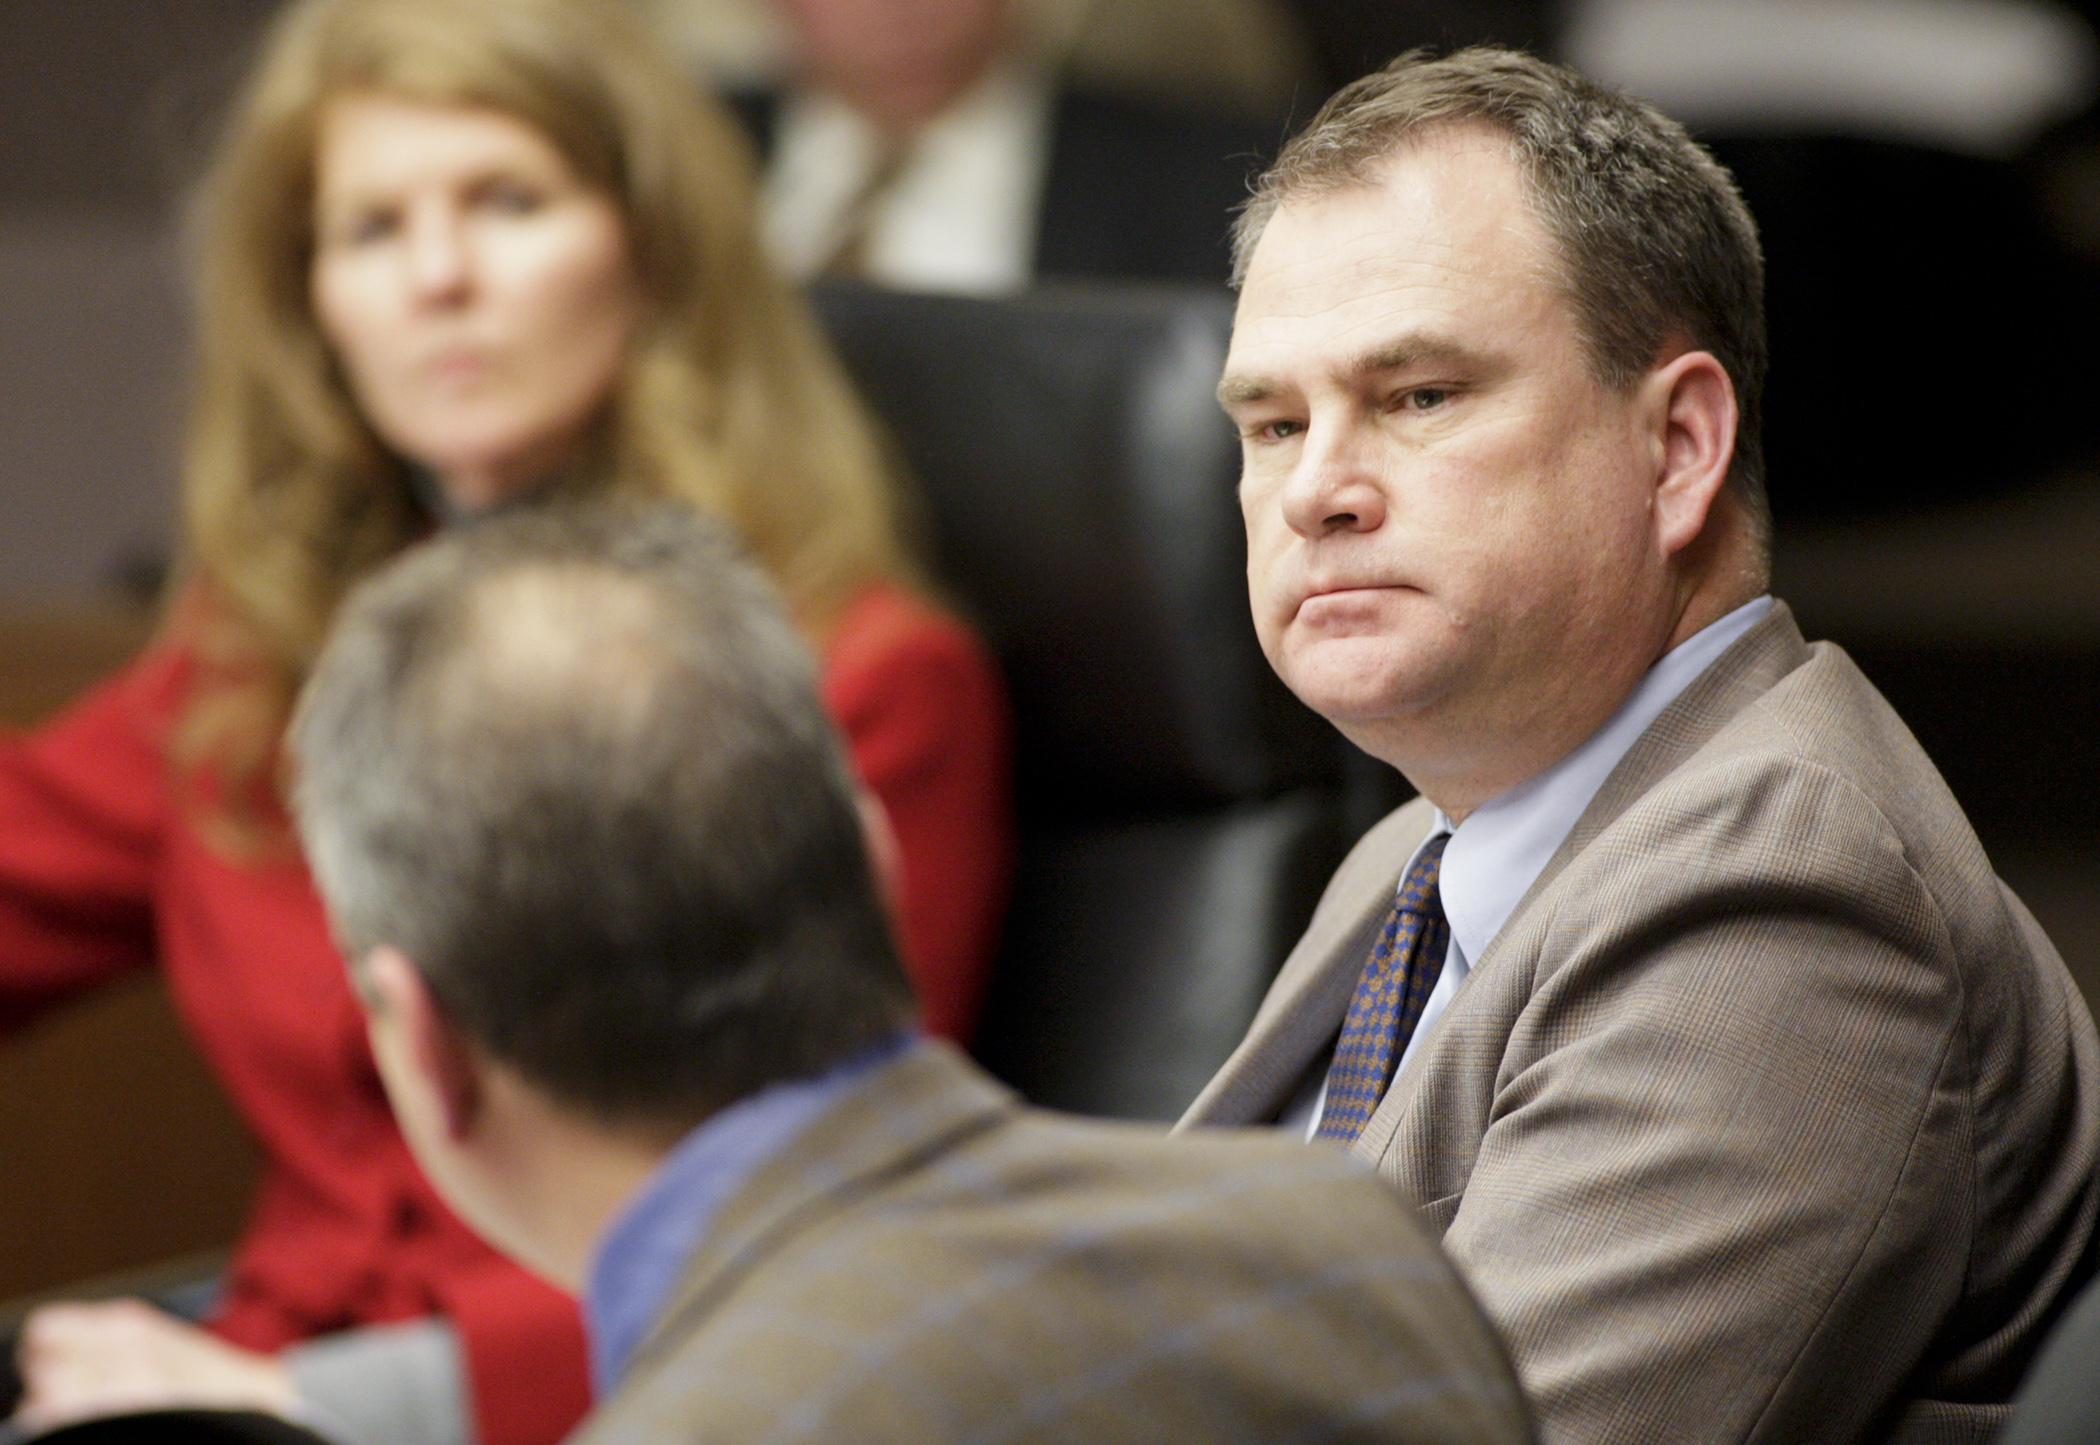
left=584, top=1035, right=912, bottom=1392
left=1297, top=596, right=1775, bottom=1138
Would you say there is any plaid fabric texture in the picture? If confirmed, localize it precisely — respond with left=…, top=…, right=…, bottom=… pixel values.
left=1317, top=832, right=1450, bottom=1145
left=582, top=1040, right=1536, bottom=1445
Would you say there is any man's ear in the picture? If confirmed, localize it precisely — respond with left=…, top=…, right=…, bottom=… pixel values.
left=364, top=946, right=486, bottom=1143
left=1645, top=349, right=1739, bottom=557
left=855, top=789, right=904, bottom=920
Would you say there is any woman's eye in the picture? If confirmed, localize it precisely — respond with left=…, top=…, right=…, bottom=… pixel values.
left=336, top=209, right=398, bottom=246
left=481, top=180, right=544, bottom=215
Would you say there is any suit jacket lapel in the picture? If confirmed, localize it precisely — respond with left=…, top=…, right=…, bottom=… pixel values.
left=1180, top=799, right=1440, bottom=1127
left=1185, top=606, right=1814, bottom=1150
left=1358, top=603, right=1815, bottom=1166
left=621, top=1041, right=1018, bottom=1382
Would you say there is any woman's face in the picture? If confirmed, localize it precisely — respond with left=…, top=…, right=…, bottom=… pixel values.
left=311, top=94, right=642, bottom=512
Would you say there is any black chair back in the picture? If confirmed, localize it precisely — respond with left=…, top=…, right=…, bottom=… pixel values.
left=816, top=283, right=1359, bottom=1119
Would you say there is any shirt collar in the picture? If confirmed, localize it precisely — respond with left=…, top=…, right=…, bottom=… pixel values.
left=763, top=59, right=1051, bottom=293
left=583, top=1033, right=912, bottom=1393
left=1436, top=596, right=1774, bottom=964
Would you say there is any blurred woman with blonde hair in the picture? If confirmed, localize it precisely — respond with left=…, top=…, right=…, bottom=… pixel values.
left=0, top=0, right=1009, bottom=1440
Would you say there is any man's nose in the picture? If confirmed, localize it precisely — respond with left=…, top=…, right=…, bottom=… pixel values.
left=1279, top=422, right=1388, bottom=537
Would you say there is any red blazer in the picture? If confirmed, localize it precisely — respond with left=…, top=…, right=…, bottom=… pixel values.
left=0, top=579, right=1011, bottom=1445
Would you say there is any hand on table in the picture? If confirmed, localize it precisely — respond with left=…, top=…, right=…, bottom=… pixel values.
left=11, top=1299, right=296, bottom=1432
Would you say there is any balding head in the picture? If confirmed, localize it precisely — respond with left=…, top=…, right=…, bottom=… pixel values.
left=292, top=502, right=912, bottom=1128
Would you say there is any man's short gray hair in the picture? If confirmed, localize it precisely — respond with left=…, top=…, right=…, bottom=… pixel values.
left=1237, top=48, right=1769, bottom=537
left=291, top=501, right=912, bottom=1126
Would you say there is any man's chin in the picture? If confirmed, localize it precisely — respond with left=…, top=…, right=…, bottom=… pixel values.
left=1275, top=636, right=1448, bottom=729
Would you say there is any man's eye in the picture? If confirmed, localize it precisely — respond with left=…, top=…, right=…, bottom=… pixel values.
left=1254, top=419, right=1305, bottom=441
left=1407, top=387, right=1450, bottom=410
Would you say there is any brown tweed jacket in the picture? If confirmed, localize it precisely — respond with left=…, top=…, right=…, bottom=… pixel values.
left=1180, top=603, right=2100, bottom=1445
left=572, top=1039, right=1533, bottom=1444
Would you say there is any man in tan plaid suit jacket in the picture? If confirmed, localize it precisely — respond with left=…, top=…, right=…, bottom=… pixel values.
left=1194, top=47, right=2100, bottom=1445
left=289, top=503, right=1535, bottom=1445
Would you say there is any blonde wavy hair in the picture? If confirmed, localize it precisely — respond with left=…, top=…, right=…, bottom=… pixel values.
left=174, top=0, right=911, bottom=838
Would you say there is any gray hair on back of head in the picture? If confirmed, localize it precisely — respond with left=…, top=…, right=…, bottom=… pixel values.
left=291, top=500, right=912, bottom=1127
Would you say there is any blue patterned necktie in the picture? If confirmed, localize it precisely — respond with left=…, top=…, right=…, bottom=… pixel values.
left=1316, top=833, right=1452, bottom=1145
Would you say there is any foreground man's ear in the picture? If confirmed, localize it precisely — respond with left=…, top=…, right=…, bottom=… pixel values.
left=365, top=944, right=486, bottom=1144
left=1646, top=348, right=1739, bottom=558
left=856, top=788, right=904, bottom=921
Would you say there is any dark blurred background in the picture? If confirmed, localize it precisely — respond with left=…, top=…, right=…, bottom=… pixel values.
left=2, top=0, right=2097, bottom=1299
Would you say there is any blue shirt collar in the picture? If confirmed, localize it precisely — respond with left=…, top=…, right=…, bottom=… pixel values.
left=1436, top=596, right=1774, bottom=965
left=583, top=1033, right=912, bottom=1393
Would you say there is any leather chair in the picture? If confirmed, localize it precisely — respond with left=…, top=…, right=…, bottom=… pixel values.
left=815, top=283, right=1374, bottom=1121
left=1992, top=1268, right=2100, bottom=1444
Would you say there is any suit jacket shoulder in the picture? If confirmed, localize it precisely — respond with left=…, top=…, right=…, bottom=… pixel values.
left=1036, top=85, right=1283, bottom=285
left=577, top=1041, right=1534, bottom=1444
